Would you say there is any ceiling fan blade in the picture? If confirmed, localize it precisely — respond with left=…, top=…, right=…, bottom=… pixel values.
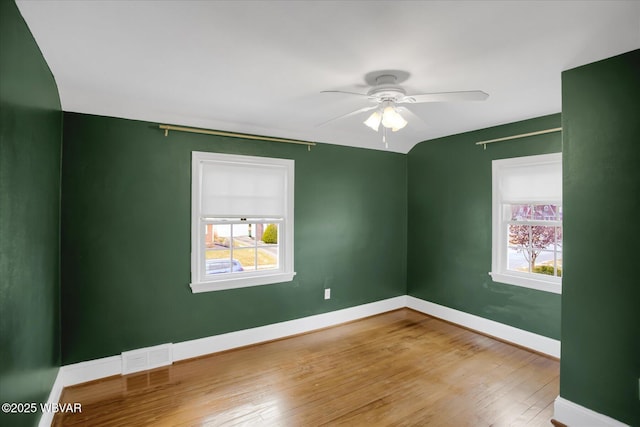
left=400, top=90, right=489, bottom=103
left=320, top=90, right=375, bottom=100
left=396, top=106, right=427, bottom=126
left=316, top=106, right=378, bottom=127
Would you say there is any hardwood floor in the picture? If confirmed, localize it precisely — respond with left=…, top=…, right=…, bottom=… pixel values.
left=54, top=309, right=559, bottom=426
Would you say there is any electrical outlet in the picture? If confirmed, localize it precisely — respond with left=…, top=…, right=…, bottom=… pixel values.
left=324, top=288, right=331, bottom=300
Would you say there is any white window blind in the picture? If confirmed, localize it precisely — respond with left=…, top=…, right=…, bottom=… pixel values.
left=201, top=162, right=287, bottom=217
left=495, top=156, right=562, bottom=203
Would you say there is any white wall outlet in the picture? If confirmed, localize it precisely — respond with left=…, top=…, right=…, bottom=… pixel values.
left=324, top=288, right=331, bottom=300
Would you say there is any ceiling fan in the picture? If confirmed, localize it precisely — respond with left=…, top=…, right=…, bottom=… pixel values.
left=320, top=70, right=488, bottom=147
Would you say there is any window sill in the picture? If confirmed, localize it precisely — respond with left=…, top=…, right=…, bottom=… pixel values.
left=190, top=272, right=296, bottom=293
left=489, top=271, right=562, bottom=294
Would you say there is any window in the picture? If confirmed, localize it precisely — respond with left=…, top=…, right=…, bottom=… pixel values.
left=190, top=152, right=295, bottom=293
left=490, top=153, right=562, bottom=294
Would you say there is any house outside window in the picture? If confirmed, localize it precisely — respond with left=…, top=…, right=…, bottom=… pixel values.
left=490, top=153, right=562, bottom=294
left=190, top=152, right=295, bottom=293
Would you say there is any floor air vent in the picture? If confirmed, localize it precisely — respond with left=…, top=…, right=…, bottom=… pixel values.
left=122, top=343, right=173, bottom=375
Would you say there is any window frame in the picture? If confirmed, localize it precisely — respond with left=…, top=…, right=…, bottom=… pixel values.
left=190, top=152, right=295, bottom=293
left=490, top=153, right=562, bottom=294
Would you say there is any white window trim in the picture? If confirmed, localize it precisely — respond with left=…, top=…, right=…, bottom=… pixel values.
left=190, top=152, right=295, bottom=293
left=490, top=153, right=562, bottom=294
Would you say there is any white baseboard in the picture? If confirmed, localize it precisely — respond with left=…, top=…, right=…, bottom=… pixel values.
left=553, top=396, right=629, bottom=427
left=61, top=355, right=122, bottom=387
left=37, top=367, right=64, bottom=427
left=173, top=295, right=407, bottom=361
left=58, top=296, right=407, bottom=388
left=406, top=296, right=561, bottom=358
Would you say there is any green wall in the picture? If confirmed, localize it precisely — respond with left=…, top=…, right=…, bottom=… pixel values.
left=60, top=113, right=407, bottom=364
left=407, top=114, right=562, bottom=340
left=0, top=1, right=62, bottom=426
left=561, top=50, right=640, bottom=425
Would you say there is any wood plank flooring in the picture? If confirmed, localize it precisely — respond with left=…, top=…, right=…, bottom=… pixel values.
left=54, top=309, right=559, bottom=426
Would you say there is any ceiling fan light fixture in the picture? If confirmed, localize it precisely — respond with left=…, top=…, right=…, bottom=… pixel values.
left=363, top=111, right=382, bottom=131
left=381, top=106, right=407, bottom=131
left=391, top=115, right=408, bottom=131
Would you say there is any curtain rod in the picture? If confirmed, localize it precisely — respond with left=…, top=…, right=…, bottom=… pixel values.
left=476, top=127, right=562, bottom=150
left=159, top=124, right=317, bottom=151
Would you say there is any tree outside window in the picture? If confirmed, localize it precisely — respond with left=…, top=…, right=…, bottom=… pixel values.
left=507, top=204, right=562, bottom=277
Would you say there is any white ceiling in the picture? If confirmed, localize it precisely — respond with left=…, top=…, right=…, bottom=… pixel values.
left=16, top=1, right=640, bottom=153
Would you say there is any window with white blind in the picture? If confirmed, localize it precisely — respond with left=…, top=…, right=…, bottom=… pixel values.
left=490, top=153, right=562, bottom=294
left=190, top=152, right=295, bottom=293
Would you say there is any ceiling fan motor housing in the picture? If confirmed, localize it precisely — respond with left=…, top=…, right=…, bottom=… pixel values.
left=367, top=74, right=407, bottom=101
